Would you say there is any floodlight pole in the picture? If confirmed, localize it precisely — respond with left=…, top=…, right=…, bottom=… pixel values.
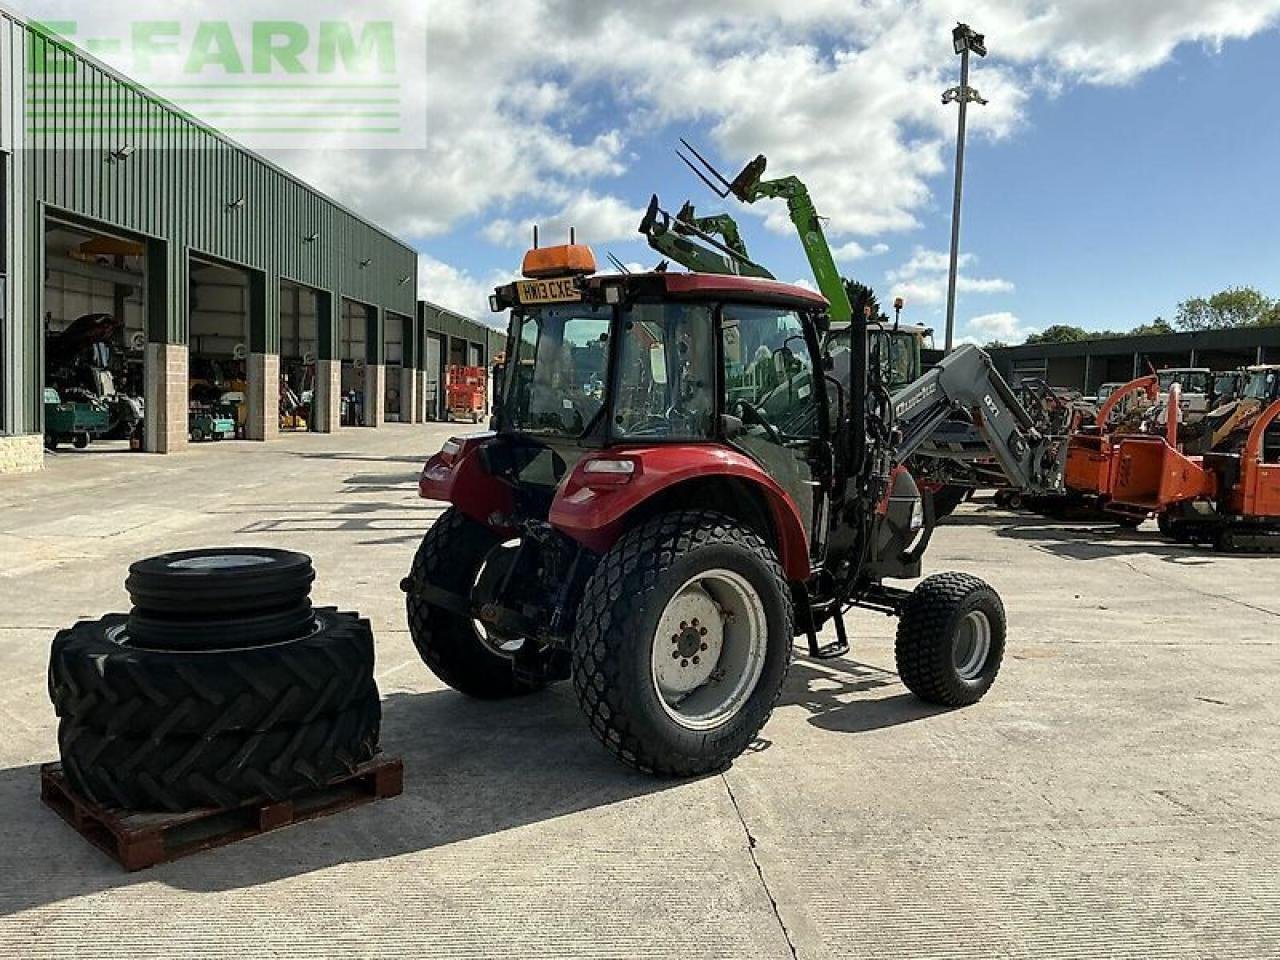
left=943, top=24, right=986, bottom=353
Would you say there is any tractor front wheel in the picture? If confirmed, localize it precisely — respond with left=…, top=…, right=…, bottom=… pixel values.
left=405, top=508, right=543, bottom=699
left=896, top=573, right=1006, bottom=707
left=572, top=511, right=792, bottom=777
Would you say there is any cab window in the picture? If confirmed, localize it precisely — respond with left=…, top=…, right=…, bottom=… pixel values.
left=720, top=306, right=818, bottom=440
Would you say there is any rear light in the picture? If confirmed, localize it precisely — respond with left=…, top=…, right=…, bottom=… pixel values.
left=438, top=438, right=464, bottom=464
left=581, top=458, right=638, bottom=486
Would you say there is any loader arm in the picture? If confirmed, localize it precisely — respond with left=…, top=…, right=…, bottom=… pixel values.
left=889, top=345, right=1063, bottom=495
left=742, top=174, right=853, bottom=324
left=639, top=195, right=775, bottom=279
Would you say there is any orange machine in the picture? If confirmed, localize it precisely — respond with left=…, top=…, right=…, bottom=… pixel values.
left=446, top=365, right=489, bottom=423
left=1066, top=373, right=1280, bottom=549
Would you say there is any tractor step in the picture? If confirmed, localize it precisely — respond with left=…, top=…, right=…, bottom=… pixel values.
left=808, top=639, right=850, bottom=660
left=806, top=608, right=850, bottom=660
left=40, top=756, right=403, bottom=872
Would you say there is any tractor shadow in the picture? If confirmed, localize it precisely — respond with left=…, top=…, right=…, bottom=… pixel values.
left=0, top=685, right=685, bottom=917
left=992, top=523, right=1250, bottom=564
left=779, top=656, right=947, bottom=734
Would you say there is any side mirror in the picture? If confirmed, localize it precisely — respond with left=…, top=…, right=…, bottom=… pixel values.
left=720, top=414, right=745, bottom=440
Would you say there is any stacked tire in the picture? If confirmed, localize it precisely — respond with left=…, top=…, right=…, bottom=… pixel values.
left=48, top=548, right=380, bottom=813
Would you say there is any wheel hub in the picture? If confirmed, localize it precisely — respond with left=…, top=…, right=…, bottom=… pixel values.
left=650, top=569, right=767, bottom=731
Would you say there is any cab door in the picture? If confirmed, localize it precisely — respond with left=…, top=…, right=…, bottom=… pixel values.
left=718, top=304, right=829, bottom=563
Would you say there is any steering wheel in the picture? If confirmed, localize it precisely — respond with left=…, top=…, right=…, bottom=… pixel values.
left=733, top=399, right=783, bottom=444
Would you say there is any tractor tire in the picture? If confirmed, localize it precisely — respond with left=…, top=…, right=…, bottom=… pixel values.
left=126, top=548, right=315, bottom=618
left=44, top=436, right=59, bottom=452
left=49, top=609, right=376, bottom=737
left=73, top=433, right=90, bottom=450
left=896, top=573, right=1006, bottom=708
left=572, top=511, right=792, bottom=777
left=58, top=693, right=380, bottom=813
left=405, top=508, right=543, bottom=699
left=125, top=600, right=318, bottom=651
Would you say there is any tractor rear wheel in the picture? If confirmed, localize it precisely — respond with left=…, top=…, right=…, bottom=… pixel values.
left=572, top=511, right=792, bottom=777
left=405, top=508, right=543, bottom=699
left=896, top=573, right=1005, bottom=707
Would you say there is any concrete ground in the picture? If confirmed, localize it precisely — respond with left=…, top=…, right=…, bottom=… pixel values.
left=1, top=425, right=1277, bottom=959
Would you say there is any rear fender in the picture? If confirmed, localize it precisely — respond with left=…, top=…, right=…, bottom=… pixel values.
left=419, top=433, right=514, bottom=527
left=549, top=446, right=812, bottom=581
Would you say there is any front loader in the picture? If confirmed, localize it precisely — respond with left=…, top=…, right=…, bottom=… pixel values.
left=401, top=240, right=1065, bottom=776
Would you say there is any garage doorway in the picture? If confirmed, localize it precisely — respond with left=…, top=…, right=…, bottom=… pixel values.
left=424, top=333, right=444, bottom=421
left=384, top=312, right=405, bottom=422
left=188, top=257, right=251, bottom=442
left=42, top=219, right=148, bottom=454
left=340, top=298, right=375, bottom=426
left=280, top=279, right=320, bottom=432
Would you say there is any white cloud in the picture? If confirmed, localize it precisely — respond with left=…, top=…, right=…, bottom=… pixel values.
left=960, top=310, right=1038, bottom=345
left=483, top=191, right=645, bottom=249
left=833, top=241, right=890, bottom=264
left=886, top=246, right=1014, bottom=306
left=417, top=254, right=510, bottom=325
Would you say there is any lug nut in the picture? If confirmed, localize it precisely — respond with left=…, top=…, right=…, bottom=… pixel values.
left=699, top=627, right=708, bottom=637
left=672, top=651, right=680, bottom=660
left=700, top=643, right=708, bottom=651
left=681, top=659, right=689, bottom=668
left=692, top=618, right=700, bottom=627
left=692, top=656, right=700, bottom=665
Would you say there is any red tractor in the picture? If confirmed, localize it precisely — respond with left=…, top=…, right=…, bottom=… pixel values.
left=403, top=244, right=1058, bottom=775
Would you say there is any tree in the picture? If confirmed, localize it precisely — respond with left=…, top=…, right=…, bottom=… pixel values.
left=1127, top=317, right=1175, bottom=338
left=1025, top=324, right=1091, bottom=345
left=1175, top=287, right=1277, bottom=331
left=844, top=279, right=882, bottom=321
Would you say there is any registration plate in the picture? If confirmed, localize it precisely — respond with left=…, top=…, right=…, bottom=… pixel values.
left=516, top=277, right=582, bottom=305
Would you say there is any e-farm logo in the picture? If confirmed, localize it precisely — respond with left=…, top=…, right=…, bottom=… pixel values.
left=24, top=5, right=426, bottom=150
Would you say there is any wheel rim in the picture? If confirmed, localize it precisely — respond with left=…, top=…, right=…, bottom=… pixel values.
left=471, top=542, right=521, bottom=659
left=953, top=610, right=992, bottom=681
left=650, top=569, right=768, bottom=731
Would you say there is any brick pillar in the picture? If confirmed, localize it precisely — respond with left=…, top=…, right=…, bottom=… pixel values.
left=313, top=359, right=341, bottom=433
left=145, top=343, right=189, bottom=453
left=417, top=371, right=432, bottom=422
left=401, top=366, right=419, bottom=424
left=363, top=364, right=385, bottom=427
left=246, top=353, right=280, bottom=442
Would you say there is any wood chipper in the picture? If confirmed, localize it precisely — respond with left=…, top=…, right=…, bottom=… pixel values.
left=1066, top=374, right=1280, bottom=550
left=401, top=239, right=1068, bottom=776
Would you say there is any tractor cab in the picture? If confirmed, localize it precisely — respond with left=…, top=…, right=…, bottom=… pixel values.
left=478, top=244, right=838, bottom=533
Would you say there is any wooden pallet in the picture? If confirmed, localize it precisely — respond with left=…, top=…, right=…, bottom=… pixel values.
left=41, top=756, right=404, bottom=872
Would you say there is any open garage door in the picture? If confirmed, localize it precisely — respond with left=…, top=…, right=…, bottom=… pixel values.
left=424, top=333, right=443, bottom=421
left=341, top=298, right=378, bottom=427
left=42, top=220, right=147, bottom=454
left=280, top=280, right=320, bottom=432
left=188, top=258, right=250, bottom=443
left=384, top=312, right=405, bottom=422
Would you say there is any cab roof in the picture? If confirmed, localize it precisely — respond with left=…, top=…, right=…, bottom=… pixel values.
left=584, top=272, right=830, bottom=311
